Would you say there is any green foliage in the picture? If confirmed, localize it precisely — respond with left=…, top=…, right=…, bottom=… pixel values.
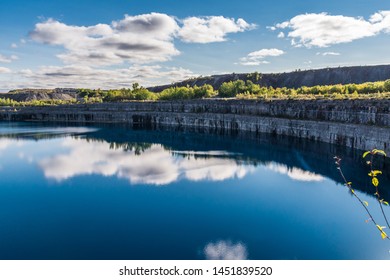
left=384, top=79, right=390, bottom=92
left=159, top=85, right=215, bottom=100
left=218, top=79, right=390, bottom=100
left=219, top=80, right=261, bottom=97
left=0, top=98, right=77, bottom=107
left=193, top=84, right=216, bottom=98
left=159, top=86, right=194, bottom=100
left=2, top=78, right=390, bottom=106
left=78, top=86, right=157, bottom=102
left=246, top=71, right=262, bottom=82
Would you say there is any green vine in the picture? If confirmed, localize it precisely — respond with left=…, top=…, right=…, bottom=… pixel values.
left=334, top=149, right=389, bottom=240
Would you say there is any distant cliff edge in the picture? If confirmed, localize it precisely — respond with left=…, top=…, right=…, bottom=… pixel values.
left=2, top=65, right=390, bottom=100
left=148, top=64, right=390, bottom=92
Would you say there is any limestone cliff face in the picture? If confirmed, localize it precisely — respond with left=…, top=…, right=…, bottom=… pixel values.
left=1, top=99, right=389, bottom=156
left=148, top=65, right=390, bottom=92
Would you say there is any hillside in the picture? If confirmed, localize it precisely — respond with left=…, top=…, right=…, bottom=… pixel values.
left=0, top=88, right=79, bottom=101
left=148, top=65, right=390, bottom=92
left=1, top=65, right=390, bottom=102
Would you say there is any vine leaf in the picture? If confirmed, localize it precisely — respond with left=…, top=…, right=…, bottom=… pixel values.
left=372, top=177, right=379, bottom=187
left=376, top=225, right=388, bottom=239
left=362, top=151, right=371, bottom=158
left=363, top=201, right=369, bottom=207
left=368, top=171, right=382, bottom=177
left=372, top=149, right=387, bottom=157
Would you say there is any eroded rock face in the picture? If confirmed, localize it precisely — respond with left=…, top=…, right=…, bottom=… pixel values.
left=0, top=99, right=389, bottom=156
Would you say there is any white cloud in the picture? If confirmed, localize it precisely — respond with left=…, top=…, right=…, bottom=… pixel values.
left=38, top=138, right=254, bottom=185
left=11, top=43, right=18, bottom=48
left=24, top=13, right=254, bottom=89
left=240, top=48, right=284, bottom=66
left=30, top=14, right=256, bottom=66
left=277, top=32, right=285, bottom=38
left=204, top=240, right=248, bottom=260
left=316, top=52, right=341, bottom=56
left=30, top=13, right=181, bottom=66
left=17, top=64, right=195, bottom=89
left=0, top=54, right=18, bottom=63
left=178, top=16, right=256, bottom=43
left=0, top=67, right=11, bottom=74
left=369, top=11, right=390, bottom=33
left=273, top=11, right=390, bottom=47
left=265, top=163, right=324, bottom=182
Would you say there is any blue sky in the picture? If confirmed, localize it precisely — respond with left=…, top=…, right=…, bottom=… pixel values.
left=0, top=0, right=389, bottom=91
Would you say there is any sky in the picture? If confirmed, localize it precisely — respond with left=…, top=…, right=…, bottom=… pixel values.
left=0, top=0, right=389, bottom=91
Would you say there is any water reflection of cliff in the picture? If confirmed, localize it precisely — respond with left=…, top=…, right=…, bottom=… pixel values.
left=1, top=122, right=389, bottom=200
left=83, top=124, right=390, bottom=200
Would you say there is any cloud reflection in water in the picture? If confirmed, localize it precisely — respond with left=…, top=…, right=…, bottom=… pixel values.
left=265, top=162, right=324, bottom=182
left=204, top=240, right=248, bottom=260
left=38, top=138, right=255, bottom=185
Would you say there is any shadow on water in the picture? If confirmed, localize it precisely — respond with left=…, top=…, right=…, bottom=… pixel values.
left=1, top=121, right=389, bottom=201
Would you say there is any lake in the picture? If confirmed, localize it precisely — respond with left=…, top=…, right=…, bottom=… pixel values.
left=0, top=121, right=389, bottom=260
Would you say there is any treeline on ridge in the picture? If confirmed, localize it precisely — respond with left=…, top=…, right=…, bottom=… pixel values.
left=77, top=79, right=390, bottom=101
left=1, top=79, right=390, bottom=106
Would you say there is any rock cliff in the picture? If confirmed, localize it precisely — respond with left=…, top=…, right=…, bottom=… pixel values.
left=0, top=99, right=389, bottom=156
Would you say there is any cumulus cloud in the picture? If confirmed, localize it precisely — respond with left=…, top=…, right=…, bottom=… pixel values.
left=30, top=13, right=255, bottom=66
left=16, top=64, right=195, bottom=89
left=240, top=48, right=284, bottom=66
left=23, top=13, right=255, bottom=90
left=204, top=240, right=248, bottom=260
left=0, top=67, right=11, bottom=74
left=37, top=138, right=254, bottom=185
left=265, top=163, right=324, bottom=182
left=178, top=16, right=256, bottom=43
left=0, top=54, right=18, bottom=63
left=272, top=10, right=390, bottom=47
left=277, top=32, right=285, bottom=38
left=316, top=52, right=340, bottom=56
left=30, top=13, right=180, bottom=66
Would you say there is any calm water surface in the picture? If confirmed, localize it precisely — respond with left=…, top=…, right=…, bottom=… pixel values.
left=0, top=122, right=389, bottom=260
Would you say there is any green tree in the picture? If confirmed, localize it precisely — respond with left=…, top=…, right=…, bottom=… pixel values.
left=384, top=79, right=390, bottom=92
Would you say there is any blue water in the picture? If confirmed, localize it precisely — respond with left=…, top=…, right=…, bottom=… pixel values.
left=0, top=122, right=389, bottom=260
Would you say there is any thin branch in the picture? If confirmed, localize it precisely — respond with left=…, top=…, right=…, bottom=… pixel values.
left=334, top=156, right=389, bottom=240
left=369, top=153, right=390, bottom=229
